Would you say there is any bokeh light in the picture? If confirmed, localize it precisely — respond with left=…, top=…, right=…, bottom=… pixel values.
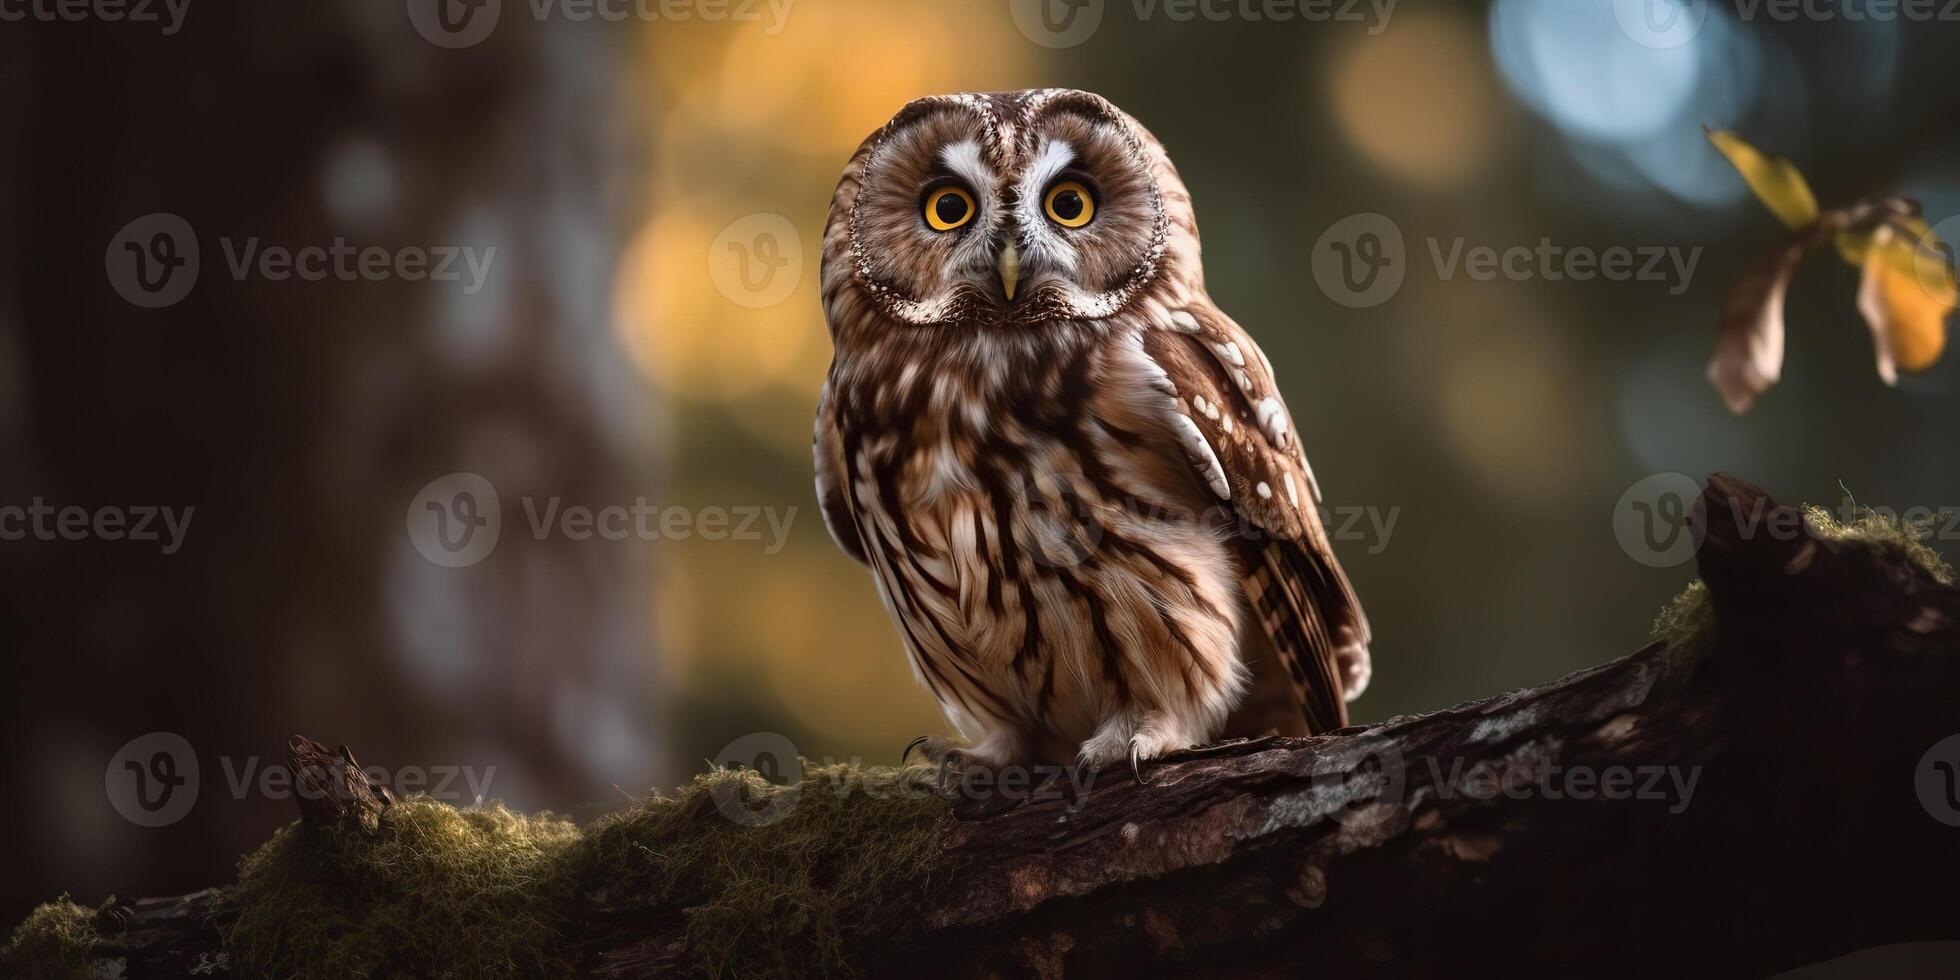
left=1328, top=10, right=1505, bottom=190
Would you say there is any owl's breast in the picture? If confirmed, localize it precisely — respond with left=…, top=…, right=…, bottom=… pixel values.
left=841, top=381, right=1243, bottom=739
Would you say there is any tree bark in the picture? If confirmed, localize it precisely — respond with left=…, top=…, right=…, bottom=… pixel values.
left=81, top=475, right=1960, bottom=977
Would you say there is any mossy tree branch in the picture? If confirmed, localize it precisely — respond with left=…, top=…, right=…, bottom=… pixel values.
left=15, top=474, right=1960, bottom=978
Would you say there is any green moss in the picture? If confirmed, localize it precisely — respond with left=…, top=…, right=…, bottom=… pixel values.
left=1653, top=502, right=1954, bottom=657
left=1803, top=503, right=1954, bottom=584
left=213, top=763, right=950, bottom=979
left=1652, top=578, right=1716, bottom=662
left=226, top=800, right=581, bottom=979
left=0, top=896, right=104, bottom=980
left=566, top=763, right=949, bottom=979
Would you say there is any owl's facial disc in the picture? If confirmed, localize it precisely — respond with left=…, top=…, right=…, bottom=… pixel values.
left=848, top=91, right=1166, bottom=327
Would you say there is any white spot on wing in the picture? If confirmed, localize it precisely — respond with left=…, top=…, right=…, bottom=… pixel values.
left=1256, top=396, right=1289, bottom=445
left=1256, top=481, right=1273, bottom=500
left=1212, top=342, right=1245, bottom=368
left=1171, top=412, right=1231, bottom=499
left=1283, top=473, right=1301, bottom=511
left=1169, top=310, right=1201, bottom=333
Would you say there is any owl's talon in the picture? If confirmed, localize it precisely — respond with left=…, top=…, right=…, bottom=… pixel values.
left=902, top=735, right=968, bottom=769
left=1130, top=740, right=1152, bottom=786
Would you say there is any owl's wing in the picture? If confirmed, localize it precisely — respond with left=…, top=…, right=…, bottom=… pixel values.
left=1140, top=305, right=1372, bottom=734
left=813, top=376, right=868, bottom=565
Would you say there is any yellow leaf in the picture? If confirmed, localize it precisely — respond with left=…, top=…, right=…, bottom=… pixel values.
left=1857, top=224, right=1953, bottom=378
left=1706, top=128, right=1821, bottom=230
left=1836, top=218, right=1957, bottom=300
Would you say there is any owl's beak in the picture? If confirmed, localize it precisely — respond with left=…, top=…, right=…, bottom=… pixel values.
left=996, top=244, right=1020, bottom=302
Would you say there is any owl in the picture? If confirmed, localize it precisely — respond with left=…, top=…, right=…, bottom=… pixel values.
left=813, top=90, right=1371, bottom=779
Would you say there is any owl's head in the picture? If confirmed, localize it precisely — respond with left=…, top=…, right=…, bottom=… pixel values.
left=826, top=89, right=1193, bottom=331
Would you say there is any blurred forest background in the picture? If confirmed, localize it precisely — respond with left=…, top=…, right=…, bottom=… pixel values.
left=4, top=0, right=1960, bottom=935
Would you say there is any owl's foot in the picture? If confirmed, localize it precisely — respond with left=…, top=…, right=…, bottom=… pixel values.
left=1081, top=720, right=1201, bottom=787
left=900, top=735, right=970, bottom=769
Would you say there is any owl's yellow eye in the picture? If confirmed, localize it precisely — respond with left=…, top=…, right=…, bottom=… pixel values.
left=1043, top=180, right=1095, bottom=229
left=924, top=186, right=976, bottom=232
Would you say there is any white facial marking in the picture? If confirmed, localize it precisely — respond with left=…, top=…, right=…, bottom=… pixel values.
left=940, top=140, right=993, bottom=196
left=1020, top=137, right=1075, bottom=209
